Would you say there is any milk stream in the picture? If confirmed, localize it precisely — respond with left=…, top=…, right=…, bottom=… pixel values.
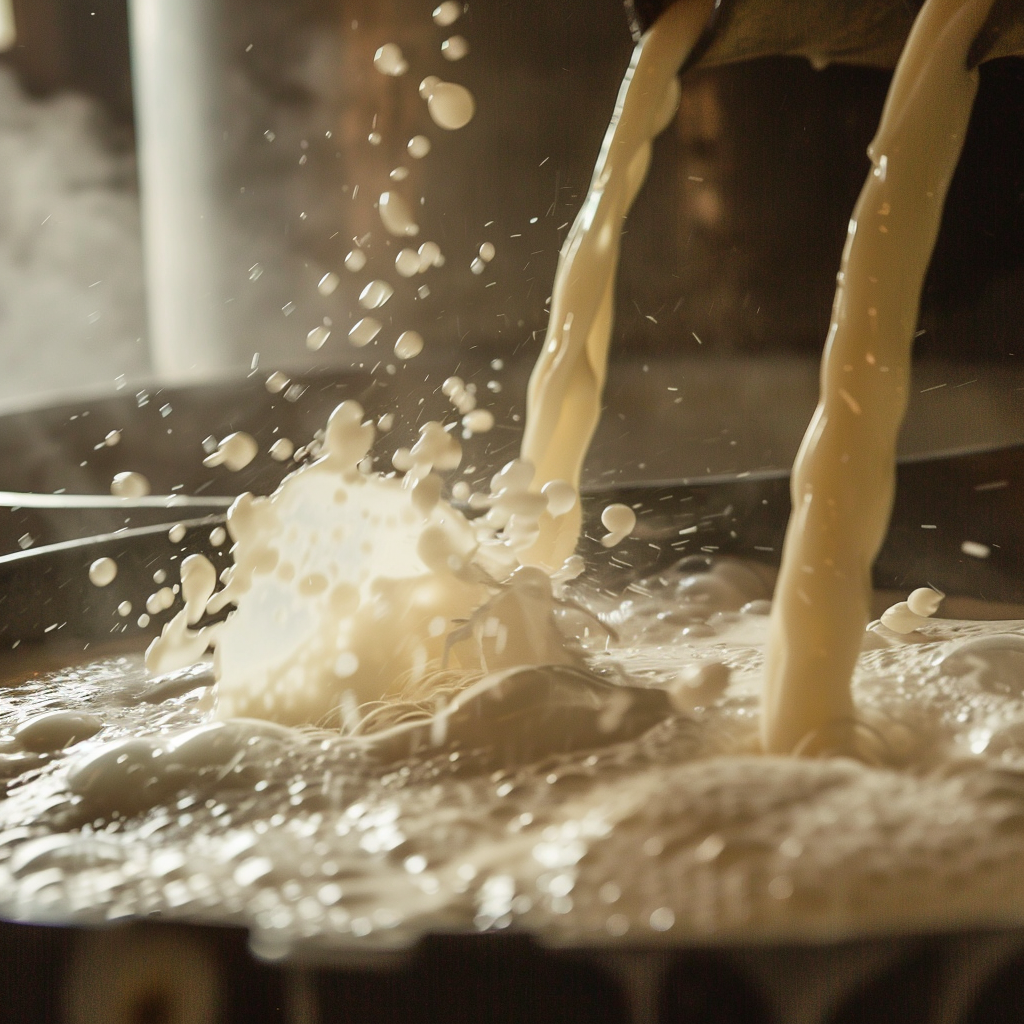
left=762, top=0, right=997, bottom=756
left=519, top=0, right=714, bottom=570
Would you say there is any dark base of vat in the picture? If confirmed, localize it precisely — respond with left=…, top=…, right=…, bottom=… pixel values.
left=3, top=917, right=1024, bottom=1024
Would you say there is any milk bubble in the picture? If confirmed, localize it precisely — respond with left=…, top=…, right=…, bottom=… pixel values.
left=541, top=480, right=576, bottom=517
left=432, top=1, right=462, bottom=26
left=88, top=557, right=117, bottom=587
left=880, top=602, right=929, bottom=634
left=907, top=587, right=944, bottom=617
left=394, top=331, right=424, bottom=360
left=418, top=242, right=442, bottom=271
left=395, top=249, right=420, bottom=277
left=306, top=326, right=331, bottom=351
left=462, top=409, right=494, bottom=435
left=203, top=432, right=258, bottom=472
left=441, top=36, right=469, bottom=61
left=359, top=280, right=393, bottom=310
left=317, top=272, right=339, bottom=296
left=379, top=192, right=419, bottom=238
left=269, top=439, right=294, bottom=462
left=111, top=472, right=150, bottom=498
left=600, top=504, right=636, bottom=548
left=344, top=250, right=367, bottom=272
left=424, top=81, right=475, bottom=131
left=349, top=318, right=382, bottom=348
left=407, top=135, right=431, bottom=159
left=373, top=43, right=408, bottom=77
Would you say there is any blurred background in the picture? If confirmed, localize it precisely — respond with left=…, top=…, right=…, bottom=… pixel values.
left=0, top=0, right=1022, bottom=482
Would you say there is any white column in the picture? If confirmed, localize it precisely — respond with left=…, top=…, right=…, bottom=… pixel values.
left=0, top=0, right=15, bottom=52
left=128, top=0, right=233, bottom=381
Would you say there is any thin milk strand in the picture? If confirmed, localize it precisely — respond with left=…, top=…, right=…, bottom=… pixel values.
left=761, top=0, right=996, bottom=756
left=520, top=0, right=714, bottom=570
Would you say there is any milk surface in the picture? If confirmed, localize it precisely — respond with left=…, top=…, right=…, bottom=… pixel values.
left=2, top=566, right=1024, bottom=954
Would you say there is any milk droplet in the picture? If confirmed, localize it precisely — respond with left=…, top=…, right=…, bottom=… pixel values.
left=153, top=570, right=167, bottom=584
left=407, top=135, right=431, bottom=159
left=424, top=81, right=475, bottom=131
left=367, top=131, right=382, bottom=146
left=417, top=241, right=442, bottom=271
left=138, top=614, right=150, bottom=627
left=373, top=43, right=408, bottom=77
left=344, top=249, right=367, bottom=273
left=269, top=438, right=294, bottom=462
left=203, top=432, right=258, bottom=472
left=168, top=524, right=186, bottom=544
left=962, top=540, right=991, bottom=559
left=462, top=409, right=494, bottom=435
left=441, top=35, right=469, bottom=61
left=265, top=371, right=289, bottom=394
left=210, top=527, right=227, bottom=547
left=89, top=557, right=118, bottom=587
left=359, top=280, right=393, bottom=310
left=349, top=318, right=382, bottom=348
left=479, top=242, right=495, bottom=262
left=542, top=480, right=577, bottom=517
left=394, top=331, right=424, bottom=360
left=117, top=601, right=132, bottom=617
left=395, top=249, right=420, bottom=277
left=418, top=76, right=440, bottom=100
left=470, top=258, right=485, bottom=275
left=145, top=587, right=176, bottom=615
left=880, top=602, right=929, bottom=634
left=389, top=166, right=409, bottom=181
left=907, top=587, right=944, bottom=617
left=111, top=472, right=150, bottom=498
left=432, top=1, right=462, bottom=26
left=306, top=326, right=331, bottom=351
left=378, top=192, right=419, bottom=238
left=600, top=503, right=636, bottom=548
left=104, top=430, right=121, bottom=447
left=317, top=272, right=339, bottom=296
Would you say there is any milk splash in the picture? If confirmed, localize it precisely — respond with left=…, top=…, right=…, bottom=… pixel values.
left=146, top=403, right=585, bottom=726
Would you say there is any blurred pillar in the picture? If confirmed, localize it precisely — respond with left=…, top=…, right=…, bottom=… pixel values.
left=128, top=0, right=233, bottom=381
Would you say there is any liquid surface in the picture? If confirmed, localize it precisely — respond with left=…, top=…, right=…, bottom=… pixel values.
left=4, top=564, right=1024, bottom=955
